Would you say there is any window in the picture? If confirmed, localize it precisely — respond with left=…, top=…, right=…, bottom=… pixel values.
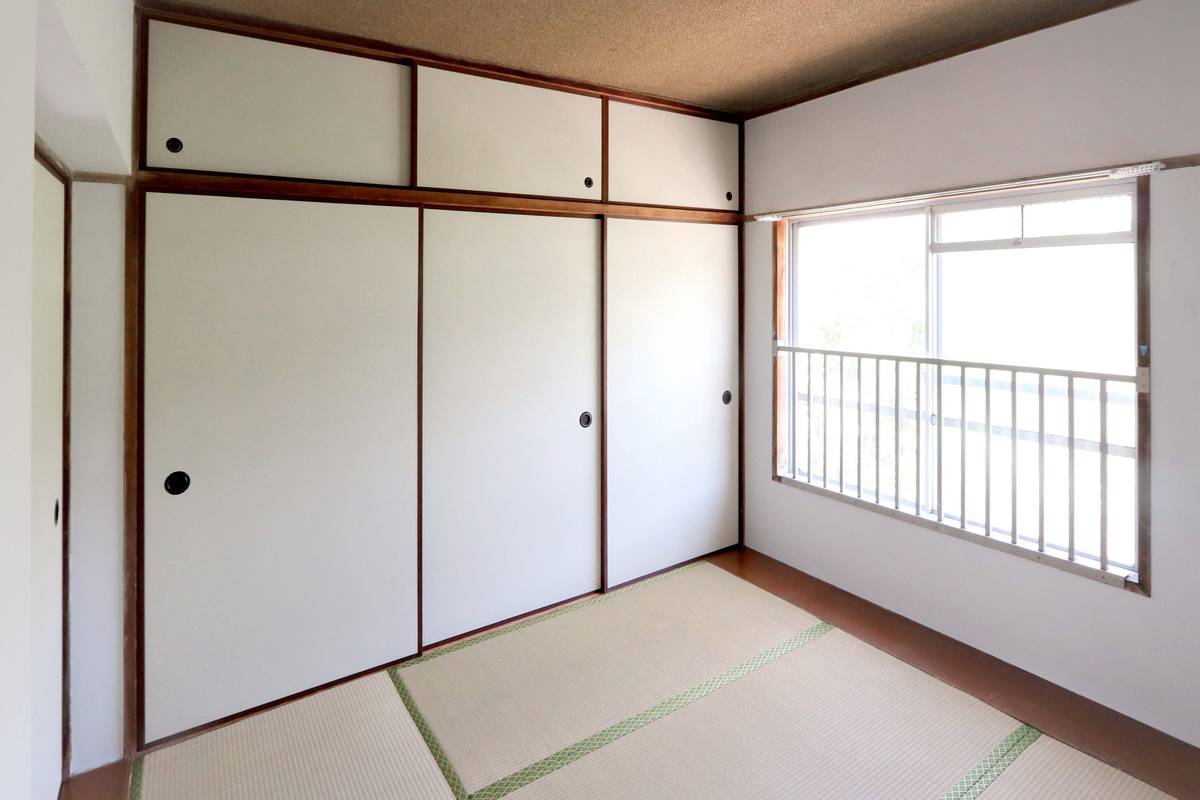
left=772, top=180, right=1149, bottom=592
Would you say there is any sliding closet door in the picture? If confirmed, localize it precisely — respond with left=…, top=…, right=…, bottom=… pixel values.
left=31, top=160, right=65, bottom=799
left=607, top=219, right=739, bottom=587
left=423, top=210, right=601, bottom=644
left=143, top=193, right=419, bottom=742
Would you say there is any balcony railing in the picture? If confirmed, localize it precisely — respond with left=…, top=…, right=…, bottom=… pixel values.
left=774, top=344, right=1140, bottom=587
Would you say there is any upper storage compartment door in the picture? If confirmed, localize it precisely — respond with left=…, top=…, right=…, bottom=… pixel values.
left=608, top=102, right=739, bottom=211
left=147, top=21, right=410, bottom=185
left=417, top=66, right=602, bottom=199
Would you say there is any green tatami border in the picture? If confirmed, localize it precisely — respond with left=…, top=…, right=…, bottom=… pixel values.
left=392, top=619, right=835, bottom=800
left=940, top=723, right=1042, bottom=800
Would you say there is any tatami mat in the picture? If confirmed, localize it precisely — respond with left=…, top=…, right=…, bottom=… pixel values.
left=133, top=561, right=1178, bottom=800
left=505, top=628, right=1020, bottom=799
left=396, top=563, right=821, bottom=794
left=133, top=672, right=454, bottom=800
left=977, top=736, right=1174, bottom=800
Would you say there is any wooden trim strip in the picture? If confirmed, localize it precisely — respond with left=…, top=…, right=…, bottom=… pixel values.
left=1134, top=175, right=1151, bottom=596
left=135, top=0, right=736, bottom=122
left=71, top=172, right=131, bottom=186
left=134, top=171, right=741, bottom=224
left=599, top=215, right=609, bottom=591
left=409, top=66, right=419, bottom=187
left=772, top=220, right=787, bottom=478
left=600, top=98, right=609, bottom=203
left=124, top=7, right=146, bottom=759
left=741, top=0, right=1138, bottom=120
left=736, top=121, right=746, bottom=545
left=416, top=207, right=424, bottom=649
left=707, top=547, right=1200, bottom=799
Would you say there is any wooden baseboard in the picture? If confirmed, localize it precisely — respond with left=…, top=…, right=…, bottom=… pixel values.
left=706, top=546, right=1200, bottom=799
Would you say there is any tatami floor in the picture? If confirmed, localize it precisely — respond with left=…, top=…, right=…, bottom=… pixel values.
left=111, top=557, right=1178, bottom=800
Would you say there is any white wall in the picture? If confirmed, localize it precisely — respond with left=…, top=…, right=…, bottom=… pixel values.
left=744, top=0, right=1200, bottom=747
left=1, top=1, right=38, bottom=797
left=35, top=0, right=132, bottom=174
left=746, top=0, right=1200, bottom=216
left=68, top=182, right=126, bottom=774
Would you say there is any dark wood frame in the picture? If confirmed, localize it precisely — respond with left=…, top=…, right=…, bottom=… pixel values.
left=769, top=175, right=1154, bottom=596
left=126, top=0, right=745, bottom=752
left=34, top=142, right=73, bottom=785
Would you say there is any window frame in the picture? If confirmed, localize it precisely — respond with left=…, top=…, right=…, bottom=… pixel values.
left=771, top=177, right=1151, bottom=595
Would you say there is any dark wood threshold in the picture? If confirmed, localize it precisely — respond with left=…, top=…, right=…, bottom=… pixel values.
left=706, top=546, right=1200, bottom=800
left=60, top=759, right=130, bottom=800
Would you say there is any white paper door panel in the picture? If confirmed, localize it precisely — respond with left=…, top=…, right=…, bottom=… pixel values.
left=31, top=161, right=65, bottom=799
left=417, top=66, right=602, bottom=200
left=147, top=21, right=409, bottom=185
left=608, top=102, right=739, bottom=211
left=423, top=210, right=601, bottom=643
left=607, top=219, right=739, bottom=586
left=143, top=194, right=419, bottom=741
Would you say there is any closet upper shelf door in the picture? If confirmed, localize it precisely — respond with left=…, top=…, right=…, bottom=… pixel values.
left=416, top=66, right=602, bottom=200
left=608, top=102, right=739, bottom=211
left=146, top=21, right=410, bottom=186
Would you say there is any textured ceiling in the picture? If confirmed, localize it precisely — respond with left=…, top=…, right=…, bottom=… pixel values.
left=175, top=0, right=1126, bottom=113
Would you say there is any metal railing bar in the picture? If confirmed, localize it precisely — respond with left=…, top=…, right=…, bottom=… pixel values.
left=774, top=344, right=1134, bottom=384
left=895, top=359, right=901, bottom=510
left=960, top=366, right=967, bottom=530
left=1038, top=373, right=1046, bottom=552
left=875, top=358, right=881, bottom=504
left=1011, top=369, right=1019, bottom=546
left=840, top=356, right=846, bottom=493
left=789, top=352, right=798, bottom=481
left=806, top=353, right=813, bottom=483
left=823, top=355, right=829, bottom=488
left=857, top=357, right=863, bottom=499
left=915, top=362, right=921, bottom=516
left=937, top=363, right=943, bottom=522
left=985, top=368, right=992, bottom=537
left=1100, top=378, right=1109, bottom=570
left=1068, top=376, right=1076, bottom=561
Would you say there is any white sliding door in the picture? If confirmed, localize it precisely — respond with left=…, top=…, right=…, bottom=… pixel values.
left=31, top=160, right=65, bottom=800
left=423, top=210, right=601, bottom=644
left=143, top=194, right=419, bottom=742
left=607, top=219, right=739, bottom=587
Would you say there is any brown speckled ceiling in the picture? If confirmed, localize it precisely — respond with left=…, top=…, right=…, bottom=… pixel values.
left=172, top=0, right=1129, bottom=113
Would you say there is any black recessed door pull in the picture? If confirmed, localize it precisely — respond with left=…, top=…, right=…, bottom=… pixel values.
left=54, top=499, right=60, bottom=526
left=579, top=411, right=593, bottom=428
left=726, top=191, right=733, bottom=201
left=722, top=390, right=733, bottom=405
left=166, top=137, right=183, bottom=153
left=165, top=470, right=191, bottom=495
left=584, top=177, right=594, bottom=188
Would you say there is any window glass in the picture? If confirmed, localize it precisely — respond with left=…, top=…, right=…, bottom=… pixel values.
left=937, top=205, right=1020, bottom=243
left=938, top=243, right=1135, bottom=374
left=791, top=212, right=926, bottom=355
left=1021, top=193, right=1132, bottom=238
